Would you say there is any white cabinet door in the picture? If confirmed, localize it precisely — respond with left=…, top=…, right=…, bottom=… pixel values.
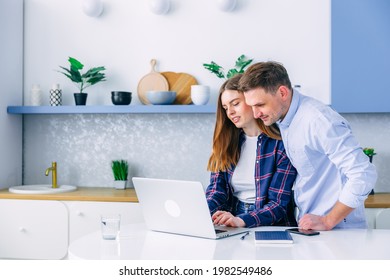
left=365, top=208, right=378, bottom=229
left=365, top=208, right=390, bottom=229
left=0, top=199, right=68, bottom=259
left=66, top=201, right=143, bottom=242
left=375, top=209, right=390, bottom=229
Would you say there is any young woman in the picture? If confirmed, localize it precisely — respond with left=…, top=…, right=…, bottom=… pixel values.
left=206, top=74, right=297, bottom=228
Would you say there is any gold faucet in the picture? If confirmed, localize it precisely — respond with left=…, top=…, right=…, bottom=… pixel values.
left=45, top=162, right=58, bottom=188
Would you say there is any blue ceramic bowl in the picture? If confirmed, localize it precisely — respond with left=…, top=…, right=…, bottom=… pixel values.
left=146, top=91, right=176, bottom=105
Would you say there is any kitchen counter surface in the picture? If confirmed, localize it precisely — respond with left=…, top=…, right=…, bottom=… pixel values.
left=365, top=193, right=390, bottom=208
left=0, top=187, right=388, bottom=206
left=68, top=224, right=390, bottom=260
left=0, top=187, right=138, bottom=202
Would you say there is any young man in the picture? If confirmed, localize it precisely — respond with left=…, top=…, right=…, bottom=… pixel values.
left=239, top=61, right=377, bottom=230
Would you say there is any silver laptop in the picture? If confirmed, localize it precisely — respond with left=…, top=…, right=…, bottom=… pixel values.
left=132, top=177, right=249, bottom=239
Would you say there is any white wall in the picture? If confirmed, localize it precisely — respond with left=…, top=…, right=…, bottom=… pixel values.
left=0, top=0, right=23, bottom=189
left=23, top=0, right=330, bottom=105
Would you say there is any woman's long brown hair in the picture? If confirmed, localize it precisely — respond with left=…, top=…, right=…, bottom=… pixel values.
left=207, top=74, right=281, bottom=173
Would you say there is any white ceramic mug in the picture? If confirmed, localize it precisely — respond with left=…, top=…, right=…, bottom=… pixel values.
left=191, top=85, right=210, bottom=105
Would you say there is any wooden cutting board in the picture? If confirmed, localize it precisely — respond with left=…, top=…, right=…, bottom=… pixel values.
left=161, top=72, right=198, bottom=104
left=137, top=59, right=169, bottom=104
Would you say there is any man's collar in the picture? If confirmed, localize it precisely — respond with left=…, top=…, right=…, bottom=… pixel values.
left=277, top=88, right=300, bottom=128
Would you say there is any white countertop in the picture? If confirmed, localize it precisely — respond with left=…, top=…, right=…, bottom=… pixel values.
left=68, top=223, right=390, bottom=260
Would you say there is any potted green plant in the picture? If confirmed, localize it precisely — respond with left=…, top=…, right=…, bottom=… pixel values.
left=363, top=147, right=376, bottom=163
left=111, top=160, right=129, bottom=190
left=58, top=57, right=106, bottom=105
left=363, top=147, right=376, bottom=195
left=203, top=54, right=253, bottom=79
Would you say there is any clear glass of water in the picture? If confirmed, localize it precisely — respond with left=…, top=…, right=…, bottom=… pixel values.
left=101, top=214, right=121, bottom=240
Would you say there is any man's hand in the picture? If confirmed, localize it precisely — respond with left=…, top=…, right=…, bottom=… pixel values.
left=298, top=214, right=332, bottom=231
left=212, top=211, right=245, bottom=227
left=299, top=201, right=355, bottom=231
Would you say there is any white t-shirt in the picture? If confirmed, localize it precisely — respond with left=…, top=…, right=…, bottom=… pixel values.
left=231, top=134, right=257, bottom=203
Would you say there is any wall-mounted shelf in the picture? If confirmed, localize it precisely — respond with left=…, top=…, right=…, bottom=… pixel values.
left=7, top=105, right=216, bottom=115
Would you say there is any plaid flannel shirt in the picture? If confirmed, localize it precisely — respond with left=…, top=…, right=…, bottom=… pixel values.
left=206, top=132, right=297, bottom=228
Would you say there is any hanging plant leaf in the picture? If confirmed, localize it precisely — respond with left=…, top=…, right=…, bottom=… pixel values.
left=203, top=54, right=253, bottom=79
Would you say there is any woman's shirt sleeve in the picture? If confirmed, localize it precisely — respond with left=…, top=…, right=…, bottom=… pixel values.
left=205, top=171, right=233, bottom=215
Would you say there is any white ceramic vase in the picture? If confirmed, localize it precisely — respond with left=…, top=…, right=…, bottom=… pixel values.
left=30, top=84, right=43, bottom=106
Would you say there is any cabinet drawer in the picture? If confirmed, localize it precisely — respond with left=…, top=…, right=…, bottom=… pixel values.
left=376, top=209, right=390, bottom=229
left=0, top=199, right=68, bottom=259
left=66, top=201, right=143, bottom=242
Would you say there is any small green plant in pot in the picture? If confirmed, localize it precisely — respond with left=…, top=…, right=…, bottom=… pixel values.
left=363, top=147, right=376, bottom=195
left=111, top=160, right=129, bottom=190
left=363, top=147, right=376, bottom=163
left=58, top=57, right=106, bottom=105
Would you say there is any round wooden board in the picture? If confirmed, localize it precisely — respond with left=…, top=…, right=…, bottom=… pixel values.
left=137, top=59, right=169, bottom=104
left=161, top=72, right=198, bottom=104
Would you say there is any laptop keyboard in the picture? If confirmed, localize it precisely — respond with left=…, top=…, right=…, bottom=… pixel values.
left=215, top=229, right=227, bottom=234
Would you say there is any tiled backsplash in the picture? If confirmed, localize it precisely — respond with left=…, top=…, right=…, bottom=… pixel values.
left=23, top=114, right=215, bottom=188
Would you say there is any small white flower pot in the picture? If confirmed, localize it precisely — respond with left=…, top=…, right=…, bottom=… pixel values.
left=113, top=180, right=127, bottom=190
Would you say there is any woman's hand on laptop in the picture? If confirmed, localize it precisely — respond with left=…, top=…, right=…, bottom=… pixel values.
left=212, top=211, right=245, bottom=228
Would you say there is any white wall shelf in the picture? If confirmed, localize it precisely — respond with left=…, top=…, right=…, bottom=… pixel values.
left=7, top=105, right=216, bottom=115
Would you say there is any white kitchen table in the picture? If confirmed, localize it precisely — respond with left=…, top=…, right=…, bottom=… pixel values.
left=68, top=223, right=390, bottom=260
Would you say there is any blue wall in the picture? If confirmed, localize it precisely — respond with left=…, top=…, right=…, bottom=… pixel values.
left=332, top=0, right=390, bottom=113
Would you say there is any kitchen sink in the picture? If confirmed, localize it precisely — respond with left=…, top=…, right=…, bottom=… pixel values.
left=9, top=184, right=77, bottom=194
